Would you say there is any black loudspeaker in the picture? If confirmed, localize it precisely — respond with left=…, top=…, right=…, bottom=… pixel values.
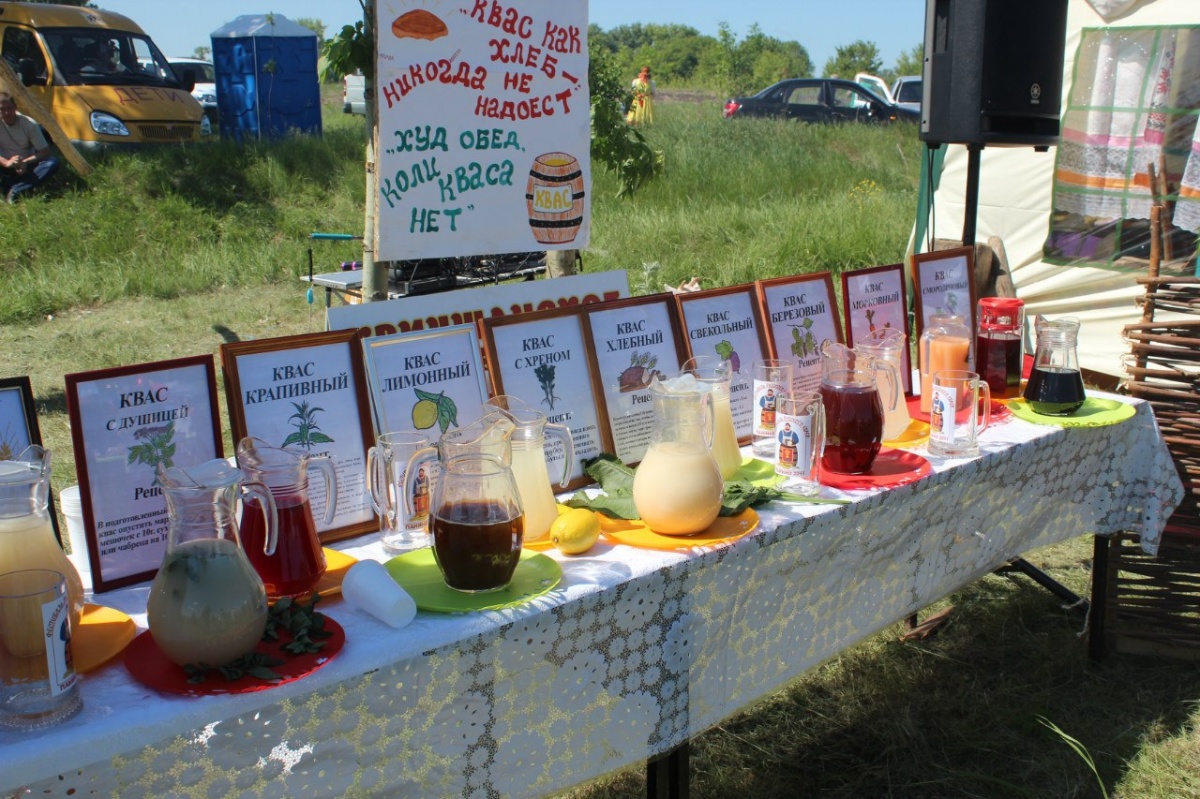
left=921, top=0, right=1069, bottom=147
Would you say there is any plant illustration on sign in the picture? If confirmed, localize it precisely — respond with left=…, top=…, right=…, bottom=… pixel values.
left=865, top=308, right=876, bottom=332
left=945, top=292, right=959, bottom=315
left=789, top=318, right=817, bottom=358
left=411, top=388, right=458, bottom=433
left=618, top=351, right=662, bottom=393
left=128, top=421, right=177, bottom=480
left=535, top=363, right=559, bottom=410
left=283, top=401, right=334, bottom=450
left=0, top=423, right=19, bottom=460
left=714, top=339, right=741, bottom=372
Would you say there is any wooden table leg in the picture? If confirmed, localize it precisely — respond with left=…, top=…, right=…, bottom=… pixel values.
left=647, top=742, right=690, bottom=799
left=1089, top=534, right=1109, bottom=662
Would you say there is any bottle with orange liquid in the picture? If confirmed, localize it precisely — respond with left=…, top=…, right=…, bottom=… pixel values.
left=918, top=313, right=972, bottom=414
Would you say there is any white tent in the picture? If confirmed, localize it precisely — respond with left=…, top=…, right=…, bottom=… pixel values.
left=922, top=0, right=1200, bottom=379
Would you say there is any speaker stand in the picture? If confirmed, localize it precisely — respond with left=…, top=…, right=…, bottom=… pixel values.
left=961, top=143, right=983, bottom=247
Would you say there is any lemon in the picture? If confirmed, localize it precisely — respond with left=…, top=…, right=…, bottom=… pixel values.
left=550, top=508, right=600, bottom=555
left=556, top=503, right=572, bottom=516
left=411, top=398, right=438, bottom=429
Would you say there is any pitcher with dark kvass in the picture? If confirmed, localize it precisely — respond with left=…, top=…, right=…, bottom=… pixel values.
left=1023, top=316, right=1086, bottom=416
left=976, top=297, right=1025, bottom=400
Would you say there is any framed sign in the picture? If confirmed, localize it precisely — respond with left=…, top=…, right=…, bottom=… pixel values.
left=841, top=262, right=913, bottom=394
left=911, top=246, right=977, bottom=340
left=757, top=272, right=843, bottom=397
left=582, top=294, right=688, bottom=466
left=0, top=376, right=60, bottom=543
left=221, top=330, right=375, bottom=543
left=362, top=324, right=490, bottom=437
left=479, top=306, right=610, bottom=490
left=674, top=284, right=770, bottom=444
left=64, top=356, right=223, bottom=592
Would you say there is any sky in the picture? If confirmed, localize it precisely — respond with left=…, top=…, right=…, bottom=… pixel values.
left=97, top=0, right=926, bottom=74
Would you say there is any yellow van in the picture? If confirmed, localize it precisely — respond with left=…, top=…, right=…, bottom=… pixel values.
left=0, top=2, right=207, bottom=150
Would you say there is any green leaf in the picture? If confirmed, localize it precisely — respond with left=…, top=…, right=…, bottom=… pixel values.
left=308, top=432, right=335, bottom=444
left=715, top=340, right=733, bottom=360
left=582, top=453, right=635, bottom=492
left=414, top=388, right=442, bottom=403
left=566, top=490, right=638, bottom=520
left=281, top=431, right=306, bottom=448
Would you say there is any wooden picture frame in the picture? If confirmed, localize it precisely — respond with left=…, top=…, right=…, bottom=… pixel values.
left=841, top=262, right=913, bottom=395
left=674, top=283, right=770, bottom=445
left=478, top=305, right=611, bottom=491
left=0, top=376, right=60, bottom=543
left=910, top=245, right=977, bottom=341
left=63, top=356, right=223, bottom=592
left=756, top=272, right=844, bottom=397
left=581, top=293, right=689, bottom=466
left=362, top=323, right=490, bottom=437
left=220, top=329, right=376, bottom=543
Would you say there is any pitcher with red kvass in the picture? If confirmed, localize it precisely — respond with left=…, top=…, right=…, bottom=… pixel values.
left=235, top=437, right=336, bottom=600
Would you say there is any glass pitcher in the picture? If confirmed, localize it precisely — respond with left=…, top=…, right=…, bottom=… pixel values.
left=1024, top=316, right=1086, bottom=415
left=0, top=446, right=84, bottom=631
left=631, top=376, right=724, bottom=535
left=919, top=313, right=973, bottom=414
left=819, top=359, right=899, bottom=475
left=824, top=333, right=910, bottom=441
left=484, top=395, right=575, bottom=543
left=681, top=355, right=743, bottom=479
left=146, top=459, right=277, bottom=668
left=235, top=437, right=336, bottom=600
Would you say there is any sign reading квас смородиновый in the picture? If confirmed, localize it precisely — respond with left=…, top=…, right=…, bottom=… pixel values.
left=375, top=0, right=590, bottom=261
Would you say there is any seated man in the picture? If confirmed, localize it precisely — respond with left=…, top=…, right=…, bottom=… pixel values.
left=0, top=93, right=59, bottom=202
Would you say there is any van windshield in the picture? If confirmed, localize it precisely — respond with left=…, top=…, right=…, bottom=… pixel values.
left=41, top=28, right=181, bottom=87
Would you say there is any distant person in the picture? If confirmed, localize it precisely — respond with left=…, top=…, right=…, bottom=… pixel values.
left=84, top=40, right=127, bottom=74
left=0, top=93, right=59, bottom=203
left=629, top=66, right=655, bottom=125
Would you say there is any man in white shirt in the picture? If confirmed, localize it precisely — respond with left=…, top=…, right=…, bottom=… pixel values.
left=0, top=92, right=59, bottom=202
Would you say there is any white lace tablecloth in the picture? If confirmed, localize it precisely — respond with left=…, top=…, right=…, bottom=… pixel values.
left=2, top=396, right=1181, bottom=799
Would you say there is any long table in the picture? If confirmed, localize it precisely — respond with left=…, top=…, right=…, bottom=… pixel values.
left=1, top=396, right=1182, bottom=798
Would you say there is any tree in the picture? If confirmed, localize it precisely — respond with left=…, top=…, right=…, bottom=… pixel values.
left=823, top=40, right=883, bottom=79
left=296, top=17, right=326, bottom=41
left=192, top=46, right=211, bottom=61
left=895, top=43, right=924, bottom=77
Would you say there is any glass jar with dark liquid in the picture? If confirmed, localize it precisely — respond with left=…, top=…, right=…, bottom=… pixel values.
left=428, top=454, right=524, bottom=593
left=1023, top=316, right=1086, bottom=416
left=976, top=297, right=1025, bottom=400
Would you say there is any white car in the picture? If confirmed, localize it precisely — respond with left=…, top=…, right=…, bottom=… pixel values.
left=343, top=72, right=366, bottom=115
left=891, top=76, right=922, bottom=114
left=168, top=57, right=218, bottom=126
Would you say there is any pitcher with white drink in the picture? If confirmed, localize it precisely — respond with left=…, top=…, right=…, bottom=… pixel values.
left=484, top=395, right=575, bottom=543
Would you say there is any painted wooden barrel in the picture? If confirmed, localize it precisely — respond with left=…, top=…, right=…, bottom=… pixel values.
left=526, top=152, right=585, bottom=244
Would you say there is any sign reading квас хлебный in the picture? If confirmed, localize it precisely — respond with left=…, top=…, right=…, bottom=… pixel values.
left=375, top=0, right=590, bottom=261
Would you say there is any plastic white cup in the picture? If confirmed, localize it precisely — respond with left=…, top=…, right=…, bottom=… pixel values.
left=58, top=486, right=91, bottom=594
left=341, top=560, right=417, bottom=628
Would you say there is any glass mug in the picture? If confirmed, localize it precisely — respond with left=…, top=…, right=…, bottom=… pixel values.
left=367, top=431, right=432, bottom=553
left=928, top=370, right=992, bottom=457
left=774, top=393, right=824, bottom=496
left=752, top=359, right=793, bottom=458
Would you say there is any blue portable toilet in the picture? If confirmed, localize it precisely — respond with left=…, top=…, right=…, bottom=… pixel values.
left=211, top=14, right=322, bottom=141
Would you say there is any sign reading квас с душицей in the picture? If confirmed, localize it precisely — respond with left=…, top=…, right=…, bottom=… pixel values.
left=375, top=0, right=590, bottom=261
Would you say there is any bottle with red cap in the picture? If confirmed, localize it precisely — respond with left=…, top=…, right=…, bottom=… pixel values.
left=975, top=297, right=1025, bottom=399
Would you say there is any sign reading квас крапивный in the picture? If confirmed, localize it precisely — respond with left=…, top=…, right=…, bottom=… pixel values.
left=375, top=0, right=590, bottom=261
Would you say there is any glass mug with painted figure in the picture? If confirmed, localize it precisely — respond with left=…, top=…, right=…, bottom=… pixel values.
left=919, top=313, right=972, bottom=414
left=774, top=393, right=825, bottom=496
left=751, top=359, right=793, bottom=458
left=484, top=395, right=575, bottom=543
left=367, top=431, right=431, bottom=554
left=632, top=374, right=724, bottom=535
left=928, top=370, right=991, bottom=457
left=0, top=446, right=84, bottom=633
left=235, top=437, right=336, bottom=600
left=681, top=355, right=742, bottom=479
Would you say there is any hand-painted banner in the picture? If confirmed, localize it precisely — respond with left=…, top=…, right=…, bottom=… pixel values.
left=375, top=0, right=590, bottom=261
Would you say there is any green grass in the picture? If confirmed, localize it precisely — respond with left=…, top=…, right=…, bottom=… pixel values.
left=2, top=92, right=1199, bottom=799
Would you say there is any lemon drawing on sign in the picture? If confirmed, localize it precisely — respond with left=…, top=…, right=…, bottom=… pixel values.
left=411, top=389, right=458, bottom=433
left=550, top=508, right=600, bottom=555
